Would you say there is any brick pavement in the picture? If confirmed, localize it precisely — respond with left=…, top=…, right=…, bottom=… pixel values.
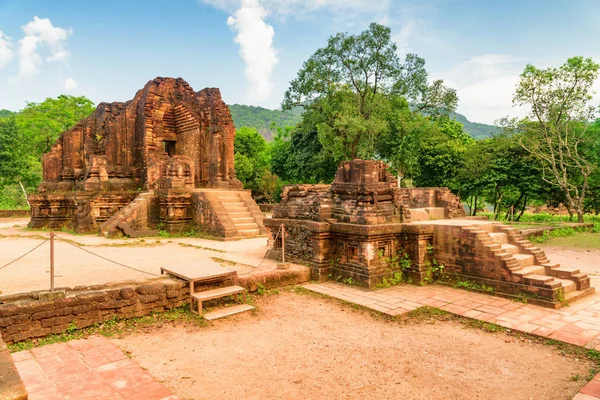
left=11, top=335, right=178, bottom=400
left=304, top=281, right=600, bottom=400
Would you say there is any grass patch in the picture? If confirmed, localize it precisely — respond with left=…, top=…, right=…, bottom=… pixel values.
left=533, top=231, right=600, bottom=250
left=178, top=242, right=226, bottom=253
left=210, top=257, right=238, bottom=267
left=157, top=227, right=219, bottom=240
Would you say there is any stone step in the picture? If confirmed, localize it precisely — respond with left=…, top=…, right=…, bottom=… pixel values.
left=218, top=195, right=241, bottom=200
left=223, top=206, right=249, bottom=212
left=513, top=254, right=535, bottom=267
left=550, top=267, right=581, bottom=279
left=564, top=288, right=596, bottom=304
left=489, top=232, right=508, bottom=244
left=554, top=278, right=577, bottom=294
left=500, top=244, right=519, bottom=254
left=514, top=265, right=546, bottom=276
left=221, top=201, right=245, bottom=206
left=523, top=274, right=555, bottom=286
left=229, top=212, right=252, bottom=218
left=234, top=222, right=259, bottom=229
left=237, top=228, right=261, bottom=236
left=191, top=285, right=246, bottom=302
left=203, top=304, right=254, bottom=321
left=231, top=217, right=255, bottom=224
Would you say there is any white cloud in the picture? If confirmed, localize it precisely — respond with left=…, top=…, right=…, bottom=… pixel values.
left=201, top=0, right=390, bottom=103
left=64, top=77, right=78, bottom=92
left=436, top=54, right=528, bottom=124
left=17, top=16, right=72, bottom=77
left=0, top=31, right=14, bottom=68
left=227, top=0, right=278, bottom=102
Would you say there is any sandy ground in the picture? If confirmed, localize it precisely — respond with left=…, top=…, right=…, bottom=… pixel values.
left=0, top=218, right=277, bottom=295
left=111, top=292, right=592, bottom=400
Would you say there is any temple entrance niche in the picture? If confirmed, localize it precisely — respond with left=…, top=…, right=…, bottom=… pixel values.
left=163, top=140, right=176, bottom=157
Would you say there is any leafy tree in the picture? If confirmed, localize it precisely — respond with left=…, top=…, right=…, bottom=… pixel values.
left=283, top=23, right=457, bottom=162
left=16, top=95, right=95, bottom=160
left=0, top=95, right=95, bottom=209
left=375, top=95, right=432, bottom=185
left=513, top=56, right=600, bottom=222
left=234, top=126, right=284, bottom=201
left=0, top=116, right=28, bottom=186
left=392, top=54, right=458, bottom=117
left=415, top=118, right=474, bottom=189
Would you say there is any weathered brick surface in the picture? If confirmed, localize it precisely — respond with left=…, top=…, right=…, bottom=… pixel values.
left=28, top=77, right=244, bottom=234
left=265, top=160, right=461, bottom=287
left=0, top=210, right=29, bottom=218
left=0, top=336, right=27, bottom=400
left=0, top=278, right=189, bottom=344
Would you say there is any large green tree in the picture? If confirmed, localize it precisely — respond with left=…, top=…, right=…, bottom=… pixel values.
left=513, top=56, right=600, bottom=222
left=282, top=23, right=457, bottom=163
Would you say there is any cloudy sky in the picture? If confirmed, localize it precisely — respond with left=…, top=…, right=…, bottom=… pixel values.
left=0, top=0, right=599, bottom=124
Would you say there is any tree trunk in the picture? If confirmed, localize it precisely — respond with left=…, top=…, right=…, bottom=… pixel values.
left=516, top=194, right=528, bottom=222
left=473, top=195, right=478, bottom=216
left=576, top=207, right=585, bottom=223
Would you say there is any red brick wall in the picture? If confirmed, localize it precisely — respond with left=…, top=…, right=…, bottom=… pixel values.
left=0, top=279, right=189, bottom=344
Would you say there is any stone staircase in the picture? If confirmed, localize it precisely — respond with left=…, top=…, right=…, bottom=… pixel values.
left=217, top=191, right=265, bottom=237
left=190, top=285, right=254, bottom=320
left=462, top=223, right=593, bottom=306
left=100, top=192, right=158, bottom=238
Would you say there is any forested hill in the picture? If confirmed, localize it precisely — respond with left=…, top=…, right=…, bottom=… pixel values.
left=228, top=104, right=498, bottom=140
left=228, top=104, right=303, bottom=140
left=449, top=112, right=500, bottom=139
left=0, top=109, right=13, bottom=118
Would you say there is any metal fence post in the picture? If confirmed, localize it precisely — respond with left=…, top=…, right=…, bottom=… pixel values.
left=49, top=232, right=55, bottom=292
left=281, top=224, right=285, bottom=263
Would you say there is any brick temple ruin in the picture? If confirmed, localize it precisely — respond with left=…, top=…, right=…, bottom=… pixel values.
left=265, top=159, right=594, bottom=307
left=28, top=77, right=266, bottom=238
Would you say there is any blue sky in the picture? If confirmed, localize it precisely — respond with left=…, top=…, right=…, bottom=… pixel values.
left=0, top=0, right=599, bottom=124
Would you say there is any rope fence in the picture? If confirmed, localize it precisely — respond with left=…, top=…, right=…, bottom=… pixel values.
left=0, top=232, right=158, bottom=292
left=0, top=238, right=49, bottom=271
left=237, top=223, right=284, bottom=276
left=1, top=226, right=287, bottom=290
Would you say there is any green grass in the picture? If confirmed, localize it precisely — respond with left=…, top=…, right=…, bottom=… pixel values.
left=480, top=211, right=600, bottom=225
left=534, top=231, right=600, bottom=250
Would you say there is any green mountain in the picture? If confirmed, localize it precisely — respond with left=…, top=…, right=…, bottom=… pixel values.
left=229, top=104, right=498, bottom=140
left=228, top=104, right=303, bottom=140
left=449, top=112, right=500, bottom=139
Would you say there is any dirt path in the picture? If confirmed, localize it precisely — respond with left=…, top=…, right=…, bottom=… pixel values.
left=111, top=292, right=592, bottom=400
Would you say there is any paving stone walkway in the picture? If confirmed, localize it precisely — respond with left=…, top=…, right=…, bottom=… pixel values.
left=11, top=335, right=178, bottom=400
left=304, top=281, right=600, bottom=400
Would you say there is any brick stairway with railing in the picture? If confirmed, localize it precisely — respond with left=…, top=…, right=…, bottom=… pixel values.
left=100, top=191, right=158, bottom=238
left=458, top=223, right=593, bottom=306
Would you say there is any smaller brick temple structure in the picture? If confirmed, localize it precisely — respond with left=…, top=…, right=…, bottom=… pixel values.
left=265, top=159, right=593, bottom=307
left=264, top=159, right=464, bottom=286
left=28, top=77, right=265, bottom=238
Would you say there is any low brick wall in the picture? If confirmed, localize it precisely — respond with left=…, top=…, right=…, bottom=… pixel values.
left=0, top=209, right=29, bottom=218
left=0, top=336, right=27, bottom=400
left=0, top=278, right=189, bottom=344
